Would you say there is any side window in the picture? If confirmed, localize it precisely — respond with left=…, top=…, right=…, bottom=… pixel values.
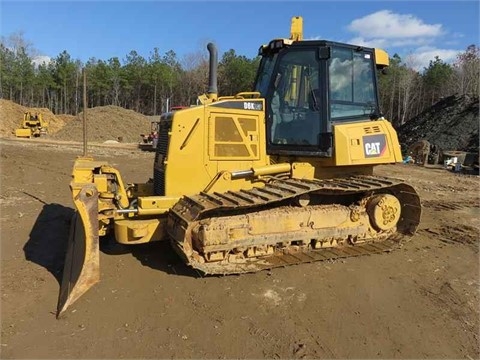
left=329, top=48, right=353, bottom=101
left=353, top=52, right=375, bottom=103
left=255, top=55, right=277, bottom=98
left=329, top=47, right=376, bottom=119
left=268, top=49, right=321, bottom=146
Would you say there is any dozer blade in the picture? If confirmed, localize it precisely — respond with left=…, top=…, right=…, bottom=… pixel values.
left=57, top=185, right=100, bottom=318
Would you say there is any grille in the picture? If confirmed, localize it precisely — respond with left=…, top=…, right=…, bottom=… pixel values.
left=153, top=167, right=165, bottom=195
left=153, top=120, right=172, bottom=196
left=364, top=125, right=381, bottom=134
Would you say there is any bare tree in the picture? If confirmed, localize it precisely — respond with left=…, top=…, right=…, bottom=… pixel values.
left=180, top=50, right=208, bottom=105
left=399, top=54, right=421, bottom=125
left=454, top=45, right=479, bottom=97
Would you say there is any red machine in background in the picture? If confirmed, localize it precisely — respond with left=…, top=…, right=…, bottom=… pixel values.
left=138, top=106, right=186, bottom=151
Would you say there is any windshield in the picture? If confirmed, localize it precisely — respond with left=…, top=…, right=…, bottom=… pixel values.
left=328, top=47, right=376, bottom=119
left=254, top=54, right=278, bottom=97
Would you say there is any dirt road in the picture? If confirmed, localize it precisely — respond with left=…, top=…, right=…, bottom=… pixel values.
left=1, top=138, right=478, bottom=359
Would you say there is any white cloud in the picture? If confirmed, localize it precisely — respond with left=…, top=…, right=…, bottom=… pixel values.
left=346, top=10, right=462, bottom=72
left=348, top=37, right=388, bottom=49
left=348, top=10, right=443, bottom=39
left=305, top=35, right=323, bottom=41
left=410, top=46, right=461, bottom=71
left=390, top=38, right=433, bottom=47
left=32, top=55, right=51, bottom=67
left=348, top=36, right=433, bottom=49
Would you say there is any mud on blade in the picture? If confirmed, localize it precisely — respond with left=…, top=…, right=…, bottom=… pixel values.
left=57, top=185, right=100, bottom=318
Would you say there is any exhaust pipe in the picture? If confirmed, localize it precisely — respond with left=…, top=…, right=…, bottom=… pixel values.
left=207, top=43, right=218, bottom=100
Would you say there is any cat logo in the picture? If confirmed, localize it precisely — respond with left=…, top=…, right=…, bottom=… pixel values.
left=365, top=142, right=381, bottom=155
left=363, top=134, right=387, bottom=158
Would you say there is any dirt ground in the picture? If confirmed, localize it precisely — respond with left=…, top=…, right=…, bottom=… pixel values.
left=1, top=137, right=479, bottom=359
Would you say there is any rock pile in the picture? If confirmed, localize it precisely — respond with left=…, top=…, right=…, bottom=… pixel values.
left=398, top=94, right=479, bottom=153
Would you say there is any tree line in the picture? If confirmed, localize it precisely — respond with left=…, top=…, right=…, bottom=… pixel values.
left=378, top=45, right=479, bottom=127
left=1, top=32, right=478, bottom=128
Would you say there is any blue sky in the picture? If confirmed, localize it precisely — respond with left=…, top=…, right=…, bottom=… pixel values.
left=1, top=1, right=479, bottom=70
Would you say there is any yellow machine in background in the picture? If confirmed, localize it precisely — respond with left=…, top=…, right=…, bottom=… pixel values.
left=15, top=112, right=48, bottom=138
left=57, top=16, right=421, bottom=317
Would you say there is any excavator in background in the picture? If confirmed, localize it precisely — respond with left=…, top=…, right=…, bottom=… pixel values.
left=138, top=121, right=160, bottom=151
left=139, top=106, right=187, bottom=151
left=15, top=111, right=48, bottom=138
left=57, top=16, right=421, bottom=317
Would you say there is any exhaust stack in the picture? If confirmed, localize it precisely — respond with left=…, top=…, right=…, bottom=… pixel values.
left=207, top=43, right=218, bottom=101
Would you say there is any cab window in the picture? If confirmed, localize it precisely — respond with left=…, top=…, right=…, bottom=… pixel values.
left=328, top=47, right=376, bottom=120
left=267, top=49, right=321, bottom=146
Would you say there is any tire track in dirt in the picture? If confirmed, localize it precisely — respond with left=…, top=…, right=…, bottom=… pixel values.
left=422, top=199, right=479, bottom=211
left=419, top=281, right=479, bottom=357
left=420, top=225, right=479, bottom=251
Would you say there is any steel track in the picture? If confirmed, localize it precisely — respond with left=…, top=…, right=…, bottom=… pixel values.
left=168, top=175, right=421, bottom=274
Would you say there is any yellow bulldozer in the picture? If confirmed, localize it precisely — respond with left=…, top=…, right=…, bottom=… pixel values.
left=15, top=111, right=48, bottom=138
left=57, top=16, right=421, bottom=317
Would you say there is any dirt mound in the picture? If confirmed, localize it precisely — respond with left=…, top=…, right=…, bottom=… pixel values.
left=0, top=99, right=67, bottom=137
left=0, top=100, right=151, bottom=143
left=52, top=105, right=151, bottom=143
left=55, top=114, right=77, bottom=123
left=398, top=94, right=479, bottom=152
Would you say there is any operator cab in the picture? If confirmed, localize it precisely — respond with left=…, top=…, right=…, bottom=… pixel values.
left=254, top=39, right=386, bottom=157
